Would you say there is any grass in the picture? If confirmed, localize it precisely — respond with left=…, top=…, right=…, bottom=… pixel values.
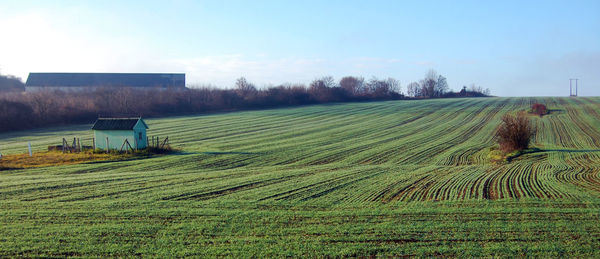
left=487, top=147, right=544, bottom=163
left=1, top=97, right=600, bottom=257
left=0, top=146, right=175, bottom=170
left=0, top=151, right=129, bottom=170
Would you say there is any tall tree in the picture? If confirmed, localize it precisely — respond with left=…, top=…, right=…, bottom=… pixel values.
left=339, top=76, right=364, bottom=95
left=235, top=77, right=257, bottom=98
left=385, top=77, right=401, bottom=95
left=406, top=82, right=420, bottom=97
left=309, top=76, right=336, bottom=90
left=435, top=75, right=448, bottom=97
left=419, top=70, right=438, bottom=98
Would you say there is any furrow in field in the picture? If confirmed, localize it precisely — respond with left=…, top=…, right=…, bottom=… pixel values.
left=382, top=98, right=508, bottom=166
left=339, top=99, right=487, bottom=165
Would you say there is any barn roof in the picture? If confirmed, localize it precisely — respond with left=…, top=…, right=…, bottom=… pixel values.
left=25, top=73, right=185, bottom=88
left=92, top=118, right=148, bottom=130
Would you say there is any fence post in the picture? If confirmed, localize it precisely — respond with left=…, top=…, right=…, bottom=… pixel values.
left=160, top=136, right=169, bottom=148
left=106, top=137, right=109, bottom=154
left=92, top=138, right=96, bottom=150
left=28, top=142, right=32, bottom=157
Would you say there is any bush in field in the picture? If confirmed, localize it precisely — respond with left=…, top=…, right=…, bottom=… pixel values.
left=531, top=103, right=548, bottom=117
left=495, top=113, right=535, bottom=153
left=144, top=145, right=174, bottom=154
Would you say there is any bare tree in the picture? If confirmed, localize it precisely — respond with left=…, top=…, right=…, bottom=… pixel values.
left=235, top=77, right=257, bottom=98
left=113, top=88, right=134, bottom=114
left=419, top=70, right=438, bottom=98
left=385, top=77, right=401, bottom=95
left=27, top=90, right=57, bottom=121
left=435, top=75, right=448, bottom=97
left=406, top=82, right=420, bottom=97
left=339, top=76, right=364, bottom=95
left=469, top=84, right=482, bottom=93
left=364, top=77, right=400, bottom=98
left=309, top=76, right=336, bottom=90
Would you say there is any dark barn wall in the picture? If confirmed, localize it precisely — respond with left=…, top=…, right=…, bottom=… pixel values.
left=25, top=73, right=186, bottom=89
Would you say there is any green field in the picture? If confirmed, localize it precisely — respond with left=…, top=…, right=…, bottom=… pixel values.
left=1, top=97, right=600, bottom=257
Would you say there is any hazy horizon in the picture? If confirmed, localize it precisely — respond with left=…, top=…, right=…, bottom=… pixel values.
left=1, top=0, right=598, bottom=96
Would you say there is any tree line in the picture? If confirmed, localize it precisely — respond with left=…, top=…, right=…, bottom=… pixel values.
left=0, top=74, right=25, bottom=92
left=0, top=71, right=490, bottom=132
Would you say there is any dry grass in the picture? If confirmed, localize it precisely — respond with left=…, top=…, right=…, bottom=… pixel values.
left=0, top=151, right=128, bottom=170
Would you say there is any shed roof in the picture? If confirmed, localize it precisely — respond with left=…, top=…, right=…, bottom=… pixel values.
left=26, top=73, right=185, bottom=88
left=92, top=118, right=148, bottom=130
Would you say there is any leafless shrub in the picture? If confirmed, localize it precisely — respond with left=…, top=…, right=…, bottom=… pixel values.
left=495, top=113, right=535, bottom=153
left=531, top=103, right=548, bottom=117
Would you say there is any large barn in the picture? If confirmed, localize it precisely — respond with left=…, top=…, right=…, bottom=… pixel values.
left=25, top=72, right=185, bottom=92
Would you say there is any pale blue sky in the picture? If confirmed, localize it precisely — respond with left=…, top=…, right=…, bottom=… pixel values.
left=0, top=0, right=598, bottom=96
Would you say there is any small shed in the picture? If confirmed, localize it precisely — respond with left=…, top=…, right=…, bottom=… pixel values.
left=92, top=117, right=148, bottom=150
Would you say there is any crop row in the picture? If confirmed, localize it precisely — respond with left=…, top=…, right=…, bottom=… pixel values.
left=2, top=97, right=600, bottom=204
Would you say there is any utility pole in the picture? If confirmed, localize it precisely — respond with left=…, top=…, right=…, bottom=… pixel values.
left=569, top=79, right=578, bottom=97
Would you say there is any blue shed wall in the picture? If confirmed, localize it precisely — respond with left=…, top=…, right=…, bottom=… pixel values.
left=94, top=130, right=136, bottom=150
left=133, top=121, right=148, bottom=149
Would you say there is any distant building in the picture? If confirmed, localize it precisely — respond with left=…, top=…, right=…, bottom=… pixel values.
left=92, top=117, right=148, bottom=150
left=25, top=73, right=185, bottom=92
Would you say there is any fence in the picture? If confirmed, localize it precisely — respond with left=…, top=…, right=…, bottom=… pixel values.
left=47, top=136, right=170, bottom=154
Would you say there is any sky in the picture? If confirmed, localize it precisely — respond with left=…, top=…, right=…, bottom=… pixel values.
left=0, top=0, right=598, bottom=96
